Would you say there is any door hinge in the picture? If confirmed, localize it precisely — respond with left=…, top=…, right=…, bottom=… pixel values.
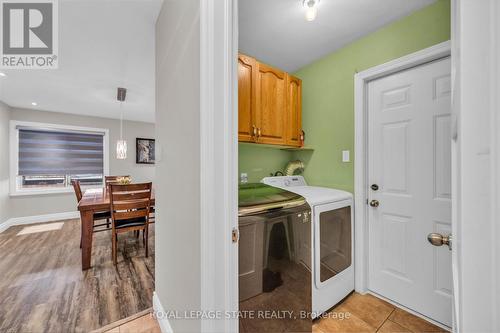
left=232, top=228, right=239, bottom=243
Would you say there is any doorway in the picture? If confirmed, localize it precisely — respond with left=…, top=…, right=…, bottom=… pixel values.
left=354, top=42, right=452, bottom=329
left=367, top=57, right=452, bottom=326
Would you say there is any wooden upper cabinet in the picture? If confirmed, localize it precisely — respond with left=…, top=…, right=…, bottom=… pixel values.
left=238, top=54, right=257, bottom=142
left=237, top=53, right=302, bottom=147
left=286, top=74, right=302, bottom=147
left=255, top=62, right=287, bottom=145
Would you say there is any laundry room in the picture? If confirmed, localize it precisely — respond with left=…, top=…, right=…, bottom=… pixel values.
left=237, top=0, right=452, bottom=332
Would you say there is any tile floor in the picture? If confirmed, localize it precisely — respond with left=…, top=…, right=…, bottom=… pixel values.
left=107, top=292, right=447, bottom=333
left=313, top=292, right=448, bottom=333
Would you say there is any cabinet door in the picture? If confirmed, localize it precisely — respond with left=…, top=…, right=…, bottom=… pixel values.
left=286, top=74, right=302, bottom=147
left=238, top=54, right=257, bottom=142
left=256, top=62, right=287, bottom=145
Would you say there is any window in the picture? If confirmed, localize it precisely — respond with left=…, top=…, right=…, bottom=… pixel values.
left=10, top=121, right=109, bottom=195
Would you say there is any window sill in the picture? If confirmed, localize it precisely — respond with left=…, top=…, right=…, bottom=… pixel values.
left=10, top=187, right=74, bottom=197
left=10, top=185, right=100, bottom=197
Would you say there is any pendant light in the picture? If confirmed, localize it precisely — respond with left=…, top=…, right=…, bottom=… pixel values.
left=116, top=87, right=127, bottom=159
left=303, top=0, right=320, bottom=21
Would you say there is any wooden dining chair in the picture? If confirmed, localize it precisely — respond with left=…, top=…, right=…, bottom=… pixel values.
left=71, top=180, right=111, bottom=247
left=107, top=176, right=154, bottom=223
left=135, top=206, right=154, bottom=242
left=110, top=182, right=152, bottom=265
left=132, top=207, right=154, bottom=241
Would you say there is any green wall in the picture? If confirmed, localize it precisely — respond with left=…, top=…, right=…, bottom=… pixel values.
left=238, top=143, right=293, bottom=183
left=294, top=0, right=450, bottom=192
left=239, top=0, right=450, bottom=190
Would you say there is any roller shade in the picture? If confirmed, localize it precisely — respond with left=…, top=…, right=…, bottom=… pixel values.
left=18, top=128, right=104, bottom=176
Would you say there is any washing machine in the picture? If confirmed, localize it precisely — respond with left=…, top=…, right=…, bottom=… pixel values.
left=262, top=176, right=354, bottom=317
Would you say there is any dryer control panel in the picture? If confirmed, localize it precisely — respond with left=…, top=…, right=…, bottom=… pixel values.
left=262, top=176, right=307, bottom=188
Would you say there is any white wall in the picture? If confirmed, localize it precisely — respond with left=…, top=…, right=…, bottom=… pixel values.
left=7, top=107, right=155, bottom=218
left=155, top=0, right=201, bottom=332
left=0, top=102, right=10, bottom=224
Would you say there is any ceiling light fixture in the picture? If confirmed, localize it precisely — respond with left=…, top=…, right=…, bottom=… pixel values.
left=31, top=102, right=38, bottom=106
left=303, top=0, right=320, bottom=21
left=116, top=87, right=127, bottom=160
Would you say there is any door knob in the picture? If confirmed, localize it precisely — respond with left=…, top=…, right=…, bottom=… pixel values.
left=369, top=200, right=379, bottom=207
left=427, top=233, right=452, bottom=250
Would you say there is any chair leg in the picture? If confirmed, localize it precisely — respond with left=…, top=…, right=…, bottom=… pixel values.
left=112, top=233, right=117, bottom=265
left=80, top=234, right=82, bottom=248
left=145, top=227, right=149, bottom=258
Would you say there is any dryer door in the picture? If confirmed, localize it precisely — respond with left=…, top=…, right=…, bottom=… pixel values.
left=314, top=200, right=353, bottom=288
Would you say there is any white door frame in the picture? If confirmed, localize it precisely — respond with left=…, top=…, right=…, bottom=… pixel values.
left=453, top=0, right=500, bottom=331
left=200, top=0, right=239, bottom=332
left=353, top=41, right=451, bottom=294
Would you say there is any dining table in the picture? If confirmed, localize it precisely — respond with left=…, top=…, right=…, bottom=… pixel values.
left=78, top=187, right=155, bottom=270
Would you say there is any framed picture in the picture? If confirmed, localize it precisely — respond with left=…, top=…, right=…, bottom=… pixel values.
left=136, top=138, right=155, bottom=164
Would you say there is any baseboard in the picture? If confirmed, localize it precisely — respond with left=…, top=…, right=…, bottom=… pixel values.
left=0, top=219, right=9, bottom=233
left=90, top=308, right=153, bottom=333
left=0, top=211, right=80, bottom=233
left=153, top=291, right=174, bottom=333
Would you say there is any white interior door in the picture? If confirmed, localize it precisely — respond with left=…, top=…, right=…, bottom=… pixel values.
left=367, top=57, right=452, bottom=327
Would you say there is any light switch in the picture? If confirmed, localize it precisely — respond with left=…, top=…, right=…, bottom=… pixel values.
left=342, top=150, right=350, bottom=162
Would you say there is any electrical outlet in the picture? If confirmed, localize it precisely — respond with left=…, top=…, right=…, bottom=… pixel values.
left=240, top=173, right=248, bottom=184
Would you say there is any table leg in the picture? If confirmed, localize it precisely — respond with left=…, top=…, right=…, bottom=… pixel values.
left=80, top=210, right=94, bottom=270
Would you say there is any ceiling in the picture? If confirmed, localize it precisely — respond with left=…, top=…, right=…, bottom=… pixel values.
left=0, top=0, right=438, bottom=122
left=0, top=0, right=162, bottom=123
left=239, top=0, right=437, bottom=72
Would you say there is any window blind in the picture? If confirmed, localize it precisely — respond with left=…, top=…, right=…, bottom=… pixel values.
left=18, top=128, right=104, bottom=176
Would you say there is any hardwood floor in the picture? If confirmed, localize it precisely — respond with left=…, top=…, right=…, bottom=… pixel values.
left=0, top=219, right=155, bottom=333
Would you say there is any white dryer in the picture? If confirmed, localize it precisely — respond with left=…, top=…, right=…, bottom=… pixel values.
left=262, top=176, right=354, bottom=317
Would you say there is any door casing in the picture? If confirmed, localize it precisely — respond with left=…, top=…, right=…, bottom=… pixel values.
left=353, top=41, right=452, bottom=328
